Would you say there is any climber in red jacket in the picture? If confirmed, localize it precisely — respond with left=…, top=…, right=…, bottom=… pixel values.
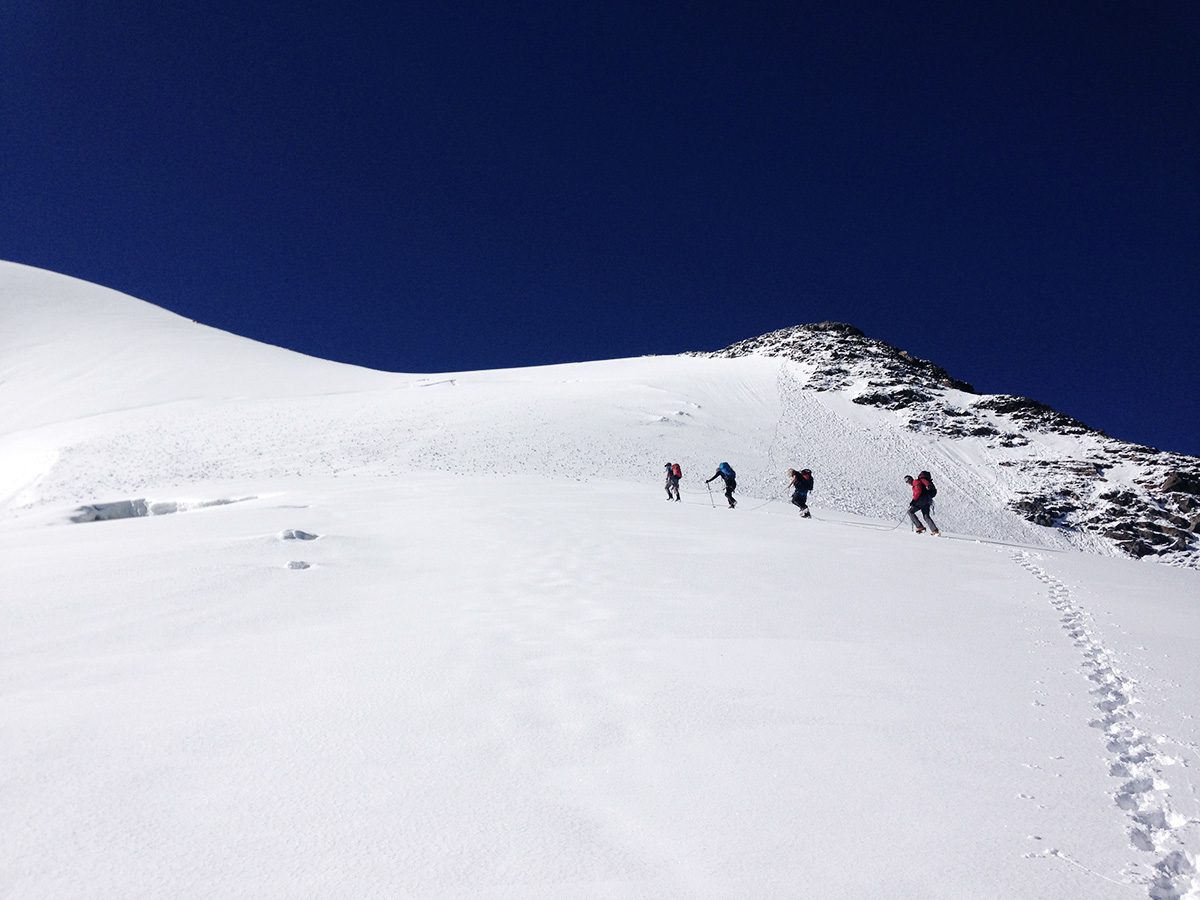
left=905, top=472, right=940, bottom=535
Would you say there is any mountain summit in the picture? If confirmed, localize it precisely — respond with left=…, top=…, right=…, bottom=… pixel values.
left=703, top=321, right=976, bottom=393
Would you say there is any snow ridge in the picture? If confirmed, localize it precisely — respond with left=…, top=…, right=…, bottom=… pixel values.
left=700, top=321, right=975, bottom=393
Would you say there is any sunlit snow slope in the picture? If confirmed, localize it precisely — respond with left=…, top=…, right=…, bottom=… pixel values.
left=2, top=262, right=1198, bottom=899
left=0, top=263, right=1094, bottom=549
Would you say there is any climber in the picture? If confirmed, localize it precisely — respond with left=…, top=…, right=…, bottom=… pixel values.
left=905, top=472, right=940, bottom=535
left=788, top=468, right=813, bottom=518
left=706, top=462, right=737, bottom=508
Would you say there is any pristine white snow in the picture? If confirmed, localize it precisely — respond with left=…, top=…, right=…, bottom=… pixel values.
left=2, top=261, right=1197, bottom=899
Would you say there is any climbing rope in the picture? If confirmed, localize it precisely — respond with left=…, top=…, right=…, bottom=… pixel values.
left=741, top=496, right=777, bottom=512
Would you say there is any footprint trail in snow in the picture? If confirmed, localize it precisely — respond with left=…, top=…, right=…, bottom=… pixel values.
left=1015, top=551, right=1199, bottom=899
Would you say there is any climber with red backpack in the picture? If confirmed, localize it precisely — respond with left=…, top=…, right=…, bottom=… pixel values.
left=905, top=471, right=940, bottom=535
left=788, top=468, right=814, bottom=518
left=664, top=462, right=682, bottom=501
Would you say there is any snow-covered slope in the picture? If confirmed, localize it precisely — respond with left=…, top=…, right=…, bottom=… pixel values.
left=2, top=262, right=1198, bottom=899
left=0, top=261, right=389, bottom=434
left=702, top=323, right=1200, bottom=566
left=5, top=264, right=1195, bottom=564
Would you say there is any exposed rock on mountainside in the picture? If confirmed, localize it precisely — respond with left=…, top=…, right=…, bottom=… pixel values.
left=1161, top=471, right=1200, bottom=496
left=707, top=321, right=976, bottom=394
left=701, top=323, right=1199, bottom=566
left=972, top=395, right=1094, bottom=435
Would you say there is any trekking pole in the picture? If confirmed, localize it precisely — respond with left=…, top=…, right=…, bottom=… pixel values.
left=707, top=483, right=715, bottom=508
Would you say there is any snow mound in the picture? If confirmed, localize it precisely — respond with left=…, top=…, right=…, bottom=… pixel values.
left=0, top=261, right=389, bottom=434
left=69, top=496, right=256, bottom=523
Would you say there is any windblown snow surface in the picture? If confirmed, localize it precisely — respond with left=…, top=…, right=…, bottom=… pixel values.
left=2, top=261, right=1198, bottom=899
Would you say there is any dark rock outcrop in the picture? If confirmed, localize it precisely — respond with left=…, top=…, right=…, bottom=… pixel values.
left=1161, top=471, right=1200, bottom=495
left=1011, top=492, right=1081, bottom=528
left=971, top=395, right=1097, bottom=436
left=852, top=387, right=934, bottom=410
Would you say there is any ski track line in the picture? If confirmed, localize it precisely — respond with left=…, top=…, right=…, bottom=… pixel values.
left=1014, top=551, right=1199, bottom=900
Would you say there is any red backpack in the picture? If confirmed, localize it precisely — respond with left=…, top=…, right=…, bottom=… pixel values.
left=671, top=463, right=682, bottom=479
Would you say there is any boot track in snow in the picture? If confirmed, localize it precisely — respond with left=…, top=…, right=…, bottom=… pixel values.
left=1014, top=552, right=1199, bottom=900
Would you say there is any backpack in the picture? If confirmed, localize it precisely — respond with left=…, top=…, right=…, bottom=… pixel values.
left=918, top=471, right=937, bottom=498
left=799, top=469, right=814, bottom=491
left=671, top=463, right=682, bottom=479
left=718, top=462, right=735, bottom=479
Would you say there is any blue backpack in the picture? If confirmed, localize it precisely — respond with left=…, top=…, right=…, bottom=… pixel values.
left=718, top=462, right=735, bottom=479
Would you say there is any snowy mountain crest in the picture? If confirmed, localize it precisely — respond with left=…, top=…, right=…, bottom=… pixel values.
left=701, top=323, right=1200, bottom=566
left=701, top=321, right=976, bottom=393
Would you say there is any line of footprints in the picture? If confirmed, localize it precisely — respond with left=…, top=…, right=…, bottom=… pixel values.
left=1013, top=552, right=1198, bottom=900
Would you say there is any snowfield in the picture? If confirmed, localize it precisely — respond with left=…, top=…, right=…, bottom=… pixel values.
left=2, top=262, right=1198, bottom=899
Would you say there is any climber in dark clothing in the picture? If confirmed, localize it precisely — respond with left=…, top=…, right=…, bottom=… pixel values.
left=706, top=462, right=737, bottom=508
left=788, top=468, right=813, bottom=518
left=664, top=463, right=681, bottom=501
left=905, top=473, right=940, bottom=535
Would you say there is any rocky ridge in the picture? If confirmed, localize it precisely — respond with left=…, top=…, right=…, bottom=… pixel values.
left=700, top=323, right=1199, bottom=566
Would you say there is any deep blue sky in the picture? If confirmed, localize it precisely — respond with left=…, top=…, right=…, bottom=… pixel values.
left=3, top=3, right=1197, bottom=454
